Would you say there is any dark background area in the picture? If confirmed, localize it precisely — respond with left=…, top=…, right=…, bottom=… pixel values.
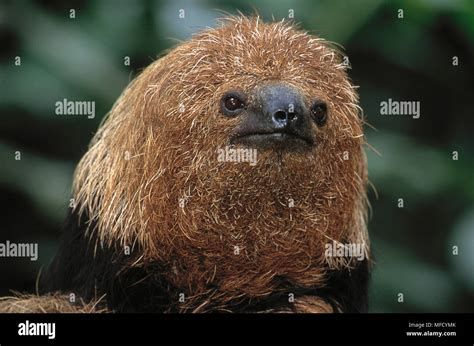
left=0, top=0, right=473, bottom=312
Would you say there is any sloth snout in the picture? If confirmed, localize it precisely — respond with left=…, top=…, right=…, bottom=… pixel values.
left=272, top=109, right=297, bottom=127
left=262, top=84, right=303, bottom=130
left=230, top=83, right=315, bottom=150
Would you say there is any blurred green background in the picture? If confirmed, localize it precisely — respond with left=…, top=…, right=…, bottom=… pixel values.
left=0, top=0, right=473, bottom=312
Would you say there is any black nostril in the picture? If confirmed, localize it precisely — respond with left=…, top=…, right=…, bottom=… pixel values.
left=273, top=110, right=288, bottom=123
left=260, top=84, right=304, bottom=131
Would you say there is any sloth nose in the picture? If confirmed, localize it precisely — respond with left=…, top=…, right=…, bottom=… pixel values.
left=260, top=84, right=303, bottom=130
left=272, top=109, right=297, bottom=127
left=230, top=82, right=315, bottom=150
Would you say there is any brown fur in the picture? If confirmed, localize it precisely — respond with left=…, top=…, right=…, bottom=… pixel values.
left=0, top=293, right=108, bottom=313
left=71, top=16, right=369, bottom=312
left=4, top=16, right=369, bottom=313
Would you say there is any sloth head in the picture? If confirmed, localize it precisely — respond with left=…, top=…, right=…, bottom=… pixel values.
left=74, top=16, right=369, bottom=303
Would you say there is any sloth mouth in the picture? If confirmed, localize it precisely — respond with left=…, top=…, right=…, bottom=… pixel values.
left=231, top=130, right=314, bottom=149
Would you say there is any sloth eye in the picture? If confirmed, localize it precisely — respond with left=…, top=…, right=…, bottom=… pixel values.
left=224, top=97, right=243, bottom=111
left=310, top=101, right=328, bottom=126
left=221, top=92, right=246, bottom=116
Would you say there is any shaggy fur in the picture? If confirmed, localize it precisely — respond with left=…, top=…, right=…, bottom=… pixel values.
left=0, top=293, right=107, bottom=313
left=2, top=16, right=370, bottom=313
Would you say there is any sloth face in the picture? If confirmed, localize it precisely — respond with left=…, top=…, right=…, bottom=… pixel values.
left=220, top=84, right=328, bottom=151
left=157, top=18, right=364, bottom=167
left=73, top=18, right=368, bottom=280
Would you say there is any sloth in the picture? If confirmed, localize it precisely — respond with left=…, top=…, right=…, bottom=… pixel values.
left=3, top=16, right=371, bottom=313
